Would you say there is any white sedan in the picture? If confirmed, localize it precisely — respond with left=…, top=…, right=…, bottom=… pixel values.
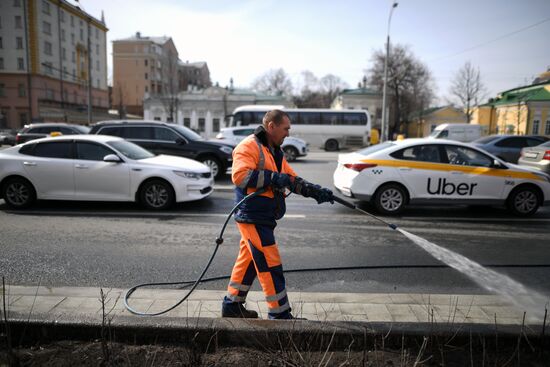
left=214, top=126, right=309, bottom=162
left=333, top=139, right=550, bottom=216
left=0, top=135, right=214, bottom=210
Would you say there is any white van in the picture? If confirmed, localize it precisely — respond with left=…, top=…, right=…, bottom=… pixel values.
left=428, top=123, right=482, bottom=142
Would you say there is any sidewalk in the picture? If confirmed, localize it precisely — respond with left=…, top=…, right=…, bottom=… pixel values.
left=4, top=285, right=547, bottom=346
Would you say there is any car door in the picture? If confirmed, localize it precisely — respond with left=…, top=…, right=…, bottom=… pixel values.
left=21, top=140, right=75, bottom=199
left=393, top=144, right=449, bottom=200
left=493, top=137, right=526, bottom=163
left=442, top=144, right=506, bottom=201
left=73, top=141, right=131, bottom=200
left=122, top=126, right=156, bottom=153
left=150, top=126, right=194, bottom=158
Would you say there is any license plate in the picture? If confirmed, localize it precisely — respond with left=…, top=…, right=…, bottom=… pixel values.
left=524, top=152, right=538, bottom=159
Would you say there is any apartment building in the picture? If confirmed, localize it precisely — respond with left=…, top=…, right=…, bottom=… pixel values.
left=178, top=60, right=211, bottom=91
left=0, top=0, right=109, bottom=129
left=112, top=32, right=179, bottom=116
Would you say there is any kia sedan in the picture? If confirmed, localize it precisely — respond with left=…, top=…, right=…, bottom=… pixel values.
left=333, top=138, right=550, bottom=216
left=0, top=135, right=213, bottom=210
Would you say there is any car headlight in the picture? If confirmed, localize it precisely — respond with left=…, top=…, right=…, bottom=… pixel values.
left=219, top=146, right=233, bottom=154
left=173, top=170, right=201, bottom=179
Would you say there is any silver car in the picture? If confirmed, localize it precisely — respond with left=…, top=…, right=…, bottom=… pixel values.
left=518, top=141, right=550, bottom=174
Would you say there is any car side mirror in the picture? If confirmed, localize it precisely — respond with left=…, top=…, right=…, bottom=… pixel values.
left=103, top=154, right=122, bottom=163
left=492, top=159, right=506, bottom=169
left=175, top=137, right=186, bottom=145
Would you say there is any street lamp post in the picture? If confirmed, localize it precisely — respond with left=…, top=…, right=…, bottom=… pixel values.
left=380, top=1, right=398, bottom=142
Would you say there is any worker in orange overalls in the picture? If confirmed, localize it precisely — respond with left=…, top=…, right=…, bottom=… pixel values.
left=221, top=109, right=334, bottom=320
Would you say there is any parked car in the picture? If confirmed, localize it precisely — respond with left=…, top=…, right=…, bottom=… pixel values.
left=471, top=135, right=547, bottom=163
left=89, top=120, right=233, bottom=179
left=15, top=123, right=91, bottom=145
left=0, top=129, right=17, bottom=146
left=0, top=135, right=213, bottom=210
left=428, top=123, right=482, bottom=142
left=214, top=126, right=309, bottom=161
left=333, top=138, right=550, bottom=216
left=518, top=140, right=550, bottom=174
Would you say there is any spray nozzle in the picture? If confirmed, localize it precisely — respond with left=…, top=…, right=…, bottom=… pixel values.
left=388, top=223, right=398, bottom=230
left=215, top=238, right=224, bottom=245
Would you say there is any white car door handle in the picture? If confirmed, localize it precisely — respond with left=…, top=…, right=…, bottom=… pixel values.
left=398, top=167, right=412, bottom=171
left=450, top=171, right=464, bottom=175
left=75, top=164, right=89, bottom=169
left=23, top=161, right=37, bottom=166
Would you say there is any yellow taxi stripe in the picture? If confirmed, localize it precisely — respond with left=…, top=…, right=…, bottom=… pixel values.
left=359, top=159, right=544, bottom=181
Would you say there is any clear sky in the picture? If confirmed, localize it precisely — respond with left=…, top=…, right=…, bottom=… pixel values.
left=76, top=0, right=550, bottom=105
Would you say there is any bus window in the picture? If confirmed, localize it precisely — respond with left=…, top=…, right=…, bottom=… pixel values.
left=343, top=113, right=364, bottom=126
left=253, top=112, right=265, bottom=125
left=287, top=111, right=299, bottom=124
left=299, top=112, right=321, bottom=125
left=322, top=112, right=341, bottom=125
left=241, top=112, right=254, bottom=126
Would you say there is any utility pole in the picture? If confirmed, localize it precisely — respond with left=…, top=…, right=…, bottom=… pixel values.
left=380, top=1, right=398, bottom=142
left=86, top=17, right=92, bottom=124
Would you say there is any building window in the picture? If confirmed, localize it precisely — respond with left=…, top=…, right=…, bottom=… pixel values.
left=545, top=120, right=550, bottom=135
left=144, top=59, right=148, bottom=66
left=43, top=21, right=51, bottom=35
left=145, top=73, right=148, bottom=80
left=71, top=51, right=75, bottom=62
left=70, top=15, right=74, bottom=27
left=44, top=62, right=53, bottom=75
left=96, top=60, right=99, bottom=71
left=0, top=58, right=4, bottom=70
left=18, top=83, right=26, bottom=97
left=145, top=86, right=148, bottom=93
left=17, top=57, right=24, bottom=70
left=15, top=16, right=22, bottom=29
left=79, top=28, right=83, bottom=41
left=71, top=33, right=75, bottom=45
left=16, top=36, right=23, bottom=49
left=198, top=118, right=205, bottom=132
left=95, top=28, right=98, bottom=39
left=13, top=0, right=21, bottom=7
left=62, top=47, right=66, bottom=60
left=45, top=88, right=54, bottom=99
left=60, top=10, right=65, bottom=22
left=184, top=118, right=190, bottom=127
left=0, top=84, right=5, bottom=97
left=532, top=120, right=540, bottom=135
left=42, top=0, right=50, bottom=14
left=63, top=66, right=66, bottom=76
left=0, top=37, right=2, bottom=49
left=96, top=79, right=100, bottom=88
left=95, top=44, right=99, bottom=55
left=19, top=112, right=28, bottom=125
left=213, top=118, right=220, bottom=132
left=44, top=41, right=52, bottom=55
left=61, top=29, right=65, bottom=41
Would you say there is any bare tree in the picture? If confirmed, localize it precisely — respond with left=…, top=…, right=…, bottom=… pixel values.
left=367, top=44, right=435, bottom=137
left=292, top=71, right=348, bottom=108
left=319, top=74, right=348, bottom=105
left=449, top=61, right=487, bottom=123
left=251, top=68, right=293, bottom=96
left=161, top=49, right=179, bottom=122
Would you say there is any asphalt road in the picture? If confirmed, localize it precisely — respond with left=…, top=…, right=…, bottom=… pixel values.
left=1, top=151, right=550, bottom=298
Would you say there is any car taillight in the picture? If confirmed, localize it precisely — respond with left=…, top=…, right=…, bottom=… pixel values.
left=15, top=135, right=21, bottom=144
left=543, top=150, right=550, bottom=160
left=344, top=163, right=377, bottom=172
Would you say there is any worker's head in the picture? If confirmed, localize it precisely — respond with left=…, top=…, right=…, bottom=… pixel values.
left=263, top=109, right=290, bottom=147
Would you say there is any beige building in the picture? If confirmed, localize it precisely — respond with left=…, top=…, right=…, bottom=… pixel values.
left=178, top=60, right=211, bottom=92
left=407, top=106, right=468, bottom=138
left=112, top=32, right=179, bottom=117
left=471, top=79, right=550, bottom=136
left=331, top=87, right=383, bottom=129
left=0, top=0, right=109, bottom=129
left=144, top=84, right=293, bottom=138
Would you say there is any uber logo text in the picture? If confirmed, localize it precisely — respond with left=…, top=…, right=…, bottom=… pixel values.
left=426, top=178, right=477, bottom=196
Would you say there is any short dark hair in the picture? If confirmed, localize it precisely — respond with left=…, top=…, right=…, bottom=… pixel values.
left=262, top=109, right=289, bottom=127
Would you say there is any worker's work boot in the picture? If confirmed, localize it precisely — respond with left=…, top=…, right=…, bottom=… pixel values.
left=269, top=311, right=307, bottom=320
left=221, top=302, right=259, bottom=319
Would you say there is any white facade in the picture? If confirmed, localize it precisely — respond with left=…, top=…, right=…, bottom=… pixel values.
left=144, top=86, right=293, bottom=138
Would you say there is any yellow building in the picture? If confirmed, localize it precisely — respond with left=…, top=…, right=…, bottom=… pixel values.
left=407, top=106, right=468, bottom=138
left=471, top=81, right=550, bottom=136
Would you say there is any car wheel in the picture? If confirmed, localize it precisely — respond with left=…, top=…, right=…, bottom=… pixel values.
left=139, top=179, right=175, bottom=210
left=2, top=177, right=36, bottom=209
left=283, top=146, right=299, bottom=162
left=199, top=156, right=222, bottom=179
left=507, top=186, right=540, bottom=217
left=373, top=183, right=406, bottom=215
left=324, top=139, right=339, bottom=152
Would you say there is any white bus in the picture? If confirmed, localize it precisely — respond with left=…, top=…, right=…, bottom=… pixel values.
left=228, top=105, right=371, bottom=151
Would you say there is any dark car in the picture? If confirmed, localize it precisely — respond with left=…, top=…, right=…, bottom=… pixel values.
left=89, top=120, right=233, bottom=179
left=0, top=129, right=18, bottom=146
left=471, top=135, right=547, bottom=163
left=15, top=123, right=91, bottom=145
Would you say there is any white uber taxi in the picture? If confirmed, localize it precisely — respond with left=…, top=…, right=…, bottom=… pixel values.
left=333, top=139, right=550, bottom=216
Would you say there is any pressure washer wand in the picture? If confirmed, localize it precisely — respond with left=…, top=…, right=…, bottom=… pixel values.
left=331, top=195, right=398, bottom=230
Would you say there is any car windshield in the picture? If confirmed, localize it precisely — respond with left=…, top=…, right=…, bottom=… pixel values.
left=74, top=125, right=91, bottom=134
left=172, top=125, right=204, bottom=141
left=357, top=142, right=395, bottom=155
left=107, top=140, right=155, bottom=160
left=473, top=136, right=500, bottom=144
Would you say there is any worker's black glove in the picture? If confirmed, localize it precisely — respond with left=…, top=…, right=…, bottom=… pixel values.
left=270, top=172, right=293, bottom=189
left=308, top=184, right=334, bottom=205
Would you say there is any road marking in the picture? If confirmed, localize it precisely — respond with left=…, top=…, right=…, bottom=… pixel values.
left=7, top=210, right=306, bottom=218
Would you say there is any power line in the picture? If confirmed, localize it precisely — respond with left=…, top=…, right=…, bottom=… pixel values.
left=430, top=16, right=550, bottom=62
